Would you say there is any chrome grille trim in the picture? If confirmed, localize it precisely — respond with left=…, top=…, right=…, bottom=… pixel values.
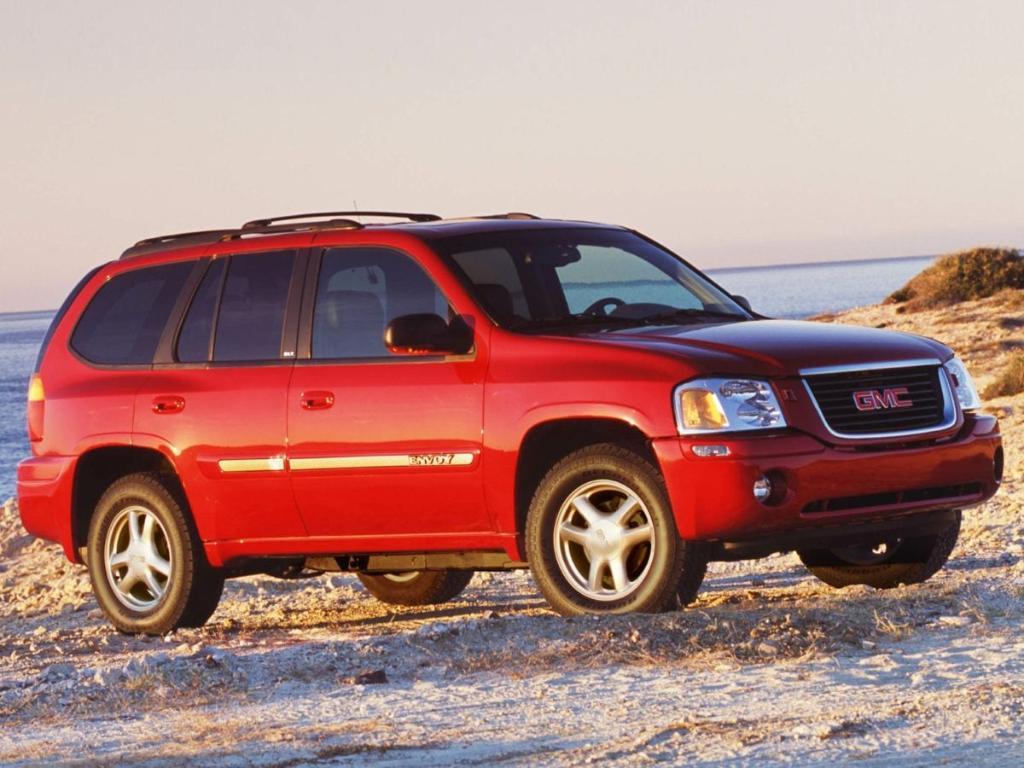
left=802, top=362, right=958, bottom=440
left=798, top=358, right=943, bottom=376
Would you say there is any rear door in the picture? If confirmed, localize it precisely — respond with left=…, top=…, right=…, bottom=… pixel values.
left=134, top=248, right=306, bottom=545
left=286, top=244, right=490, bottom=542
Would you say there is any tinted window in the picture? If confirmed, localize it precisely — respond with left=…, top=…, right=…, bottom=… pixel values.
left=176, top=258, right=227, bottom=363
left=435, top=228, right=749, bottom=330
left=71, top=261, right=193, bottom=365
left=449, top=248, right=529, bottom=321
left=312, top=248, right=447, bottom=359
left=214, top=250, right=295, bottom=362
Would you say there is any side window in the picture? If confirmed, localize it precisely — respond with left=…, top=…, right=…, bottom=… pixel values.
left=213, top=251, right=296, bottom=362
left=312, top=248, right=447, bottom=360
left=449, top=247, right=528, bottom=321
left=71, top=261, right=193, bottom=365
left=176, top=258, right=227, bottom=363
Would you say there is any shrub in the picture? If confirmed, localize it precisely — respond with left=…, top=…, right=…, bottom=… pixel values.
left=982, top=351, right=1024, bottom=399
left=886, top=247, right=1024, bottom=311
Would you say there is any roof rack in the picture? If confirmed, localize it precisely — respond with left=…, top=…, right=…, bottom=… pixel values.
left=121, top=229, right=240, bottom=259
left=474, top=212, right=540, bottom=220
left=120, top=219, right=364, bottom=260
left=242, top=210, right=441, bottom=228
left=120, top=211, right=544, bottom=260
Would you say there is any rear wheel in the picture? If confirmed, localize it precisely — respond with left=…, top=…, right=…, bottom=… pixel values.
left=87, top=472, right=224, bottom=634
left=357, top=570, right=474, bottom=606
left=798, top=512, right=961, bottom=589
left=525, top=444, right=696, bottom=615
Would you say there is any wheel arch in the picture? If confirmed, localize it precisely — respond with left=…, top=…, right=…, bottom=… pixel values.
left=513, top=416, right=659, bottom=541
left=71, top=444, right=186, bottom=561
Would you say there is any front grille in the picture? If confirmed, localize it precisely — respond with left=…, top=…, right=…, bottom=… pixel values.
left=802, top=483, right=983, bottom=514
left=804, top=365, right=949, bottom=436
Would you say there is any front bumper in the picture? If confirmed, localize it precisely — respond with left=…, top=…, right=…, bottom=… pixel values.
left=653, top=413, right=1002, bottom=543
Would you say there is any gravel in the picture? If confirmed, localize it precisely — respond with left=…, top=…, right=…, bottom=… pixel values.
left=2, top=294, right=1023, bottom=765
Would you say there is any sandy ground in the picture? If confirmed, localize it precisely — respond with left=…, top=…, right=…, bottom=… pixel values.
left=1, top=294, right=1022, bottom=766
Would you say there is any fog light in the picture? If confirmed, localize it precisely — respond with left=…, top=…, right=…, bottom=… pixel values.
left=753, top=475, right=773, bottom=502
left=692, top=445, right=730, bottom=458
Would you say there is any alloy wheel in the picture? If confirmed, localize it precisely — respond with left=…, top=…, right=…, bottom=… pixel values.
left=104, top=505, right=173, bottom=611
left=553, top=479, right=655, bottom=601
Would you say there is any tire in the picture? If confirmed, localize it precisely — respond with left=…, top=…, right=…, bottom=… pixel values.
left=676, top=540, right=711, bottom=608
left=357, top=570, right=474, bottom=606
left=87, top=472, right=225, bottom=635
left=525, top=443, right=697, bottom=615
left=798, top=512, right=961, bottom=590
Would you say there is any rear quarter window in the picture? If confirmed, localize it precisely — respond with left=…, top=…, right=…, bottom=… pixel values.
left=70, top=261, right=194, bottom=366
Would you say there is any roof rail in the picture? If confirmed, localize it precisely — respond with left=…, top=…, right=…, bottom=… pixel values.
left=222, top=219, right=362, bottom=240
left=120, top=219, right=364, bottom=260
left=473, top=212, right=540, bottom=220
left=243, top=210, right=441, bottom=228
left=120, top=210, right=544, bottom=260
left=120, top=229, right=240, bottom=259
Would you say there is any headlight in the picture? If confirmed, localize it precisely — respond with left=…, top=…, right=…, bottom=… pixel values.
left=674, top=378, right=787, bottom=434
left=943, top=356, right=981, bottom=410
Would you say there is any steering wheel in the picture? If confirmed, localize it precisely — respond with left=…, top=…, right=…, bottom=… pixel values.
left=581, top=297, right=626, bottom=317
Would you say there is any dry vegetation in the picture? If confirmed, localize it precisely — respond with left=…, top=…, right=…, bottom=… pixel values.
left=887, top=246, right=1024, bottom=311
left=984, top=350, right=1024, bottom=399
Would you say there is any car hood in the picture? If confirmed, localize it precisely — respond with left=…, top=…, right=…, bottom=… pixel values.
left=584, top=319, right=952, bottom=377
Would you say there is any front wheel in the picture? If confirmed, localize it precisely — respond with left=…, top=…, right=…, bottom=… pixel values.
left=87, top=472, right=224, bottom=635
left=357, top=570, right=474, bottom=606
left=525, top=444, right=697, bottom=615
left=798, top=512, right=961, bottom=589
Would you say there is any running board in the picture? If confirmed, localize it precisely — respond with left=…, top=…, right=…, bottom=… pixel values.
left=305, top=552, right=528, bottom=573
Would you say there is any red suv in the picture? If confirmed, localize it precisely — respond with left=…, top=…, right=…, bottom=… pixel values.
left=17, top=212, right=1003, bottom=634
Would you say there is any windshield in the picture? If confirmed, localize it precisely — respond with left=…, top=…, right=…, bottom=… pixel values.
left=433, top=227, right=750, bottom=330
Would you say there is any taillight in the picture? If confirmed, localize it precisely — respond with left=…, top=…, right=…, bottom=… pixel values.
left=27, top=374, right=45, bottom=442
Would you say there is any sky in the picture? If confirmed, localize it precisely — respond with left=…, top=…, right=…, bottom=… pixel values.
left=1, top=1, right=1022, bottom=312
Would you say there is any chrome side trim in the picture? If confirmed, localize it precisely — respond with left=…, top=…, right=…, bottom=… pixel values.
left=218, top=457, right=286, bottom=473
left=802, top=363, right=958, bottom=441
left=290, top=452, right=476, bottom=471
left=798, top=358, right=943, bottom=376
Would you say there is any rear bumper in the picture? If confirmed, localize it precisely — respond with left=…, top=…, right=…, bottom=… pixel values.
left=16, top=455, right=78, bottom=561
left=653, top=413, right=1002, bottom=543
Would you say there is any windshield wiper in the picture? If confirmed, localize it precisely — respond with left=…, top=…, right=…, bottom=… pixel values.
left=636, top=308, right=747, bottom=325
left=517, top=308, right=746, bottom=333
left=518, top=314, right=648, bottom=331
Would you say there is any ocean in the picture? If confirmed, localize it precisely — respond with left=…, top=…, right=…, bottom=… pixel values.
left=0, top=255, right=933, bottom=501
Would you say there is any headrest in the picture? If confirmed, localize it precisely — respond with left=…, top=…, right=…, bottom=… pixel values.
left=476, top=283, right=515, bottom=319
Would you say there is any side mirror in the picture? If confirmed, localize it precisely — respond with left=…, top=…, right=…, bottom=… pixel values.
left=384, top=313, right=472, bottom=356
left=732, top=294, right=753, bottom=313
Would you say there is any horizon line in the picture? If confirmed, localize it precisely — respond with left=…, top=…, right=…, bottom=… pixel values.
left=704, top=252, right=935, bottom=274
left=0, top=251, right=943, bottom=316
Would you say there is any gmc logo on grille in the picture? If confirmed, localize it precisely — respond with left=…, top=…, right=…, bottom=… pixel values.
left=852, top=387, right=913, bottom=411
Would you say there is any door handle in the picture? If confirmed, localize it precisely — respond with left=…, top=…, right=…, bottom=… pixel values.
left=152, top=396, right=186, bottom=415
left=300, top=390, right=335, bottom=411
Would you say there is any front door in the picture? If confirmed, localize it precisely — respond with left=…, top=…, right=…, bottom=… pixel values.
left=287, top=245, right=489, bottom=542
